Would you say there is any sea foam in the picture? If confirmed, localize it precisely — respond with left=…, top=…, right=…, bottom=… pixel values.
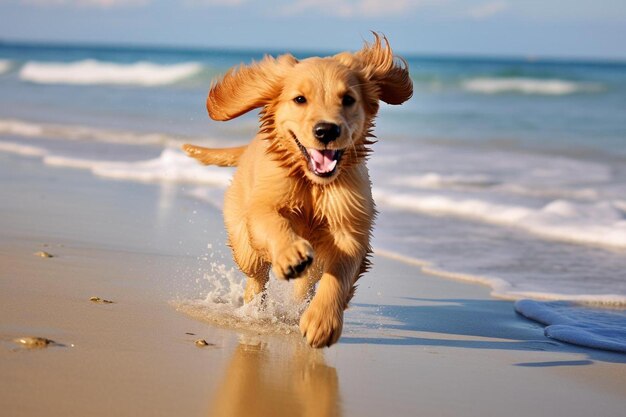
left=19, top=59, right=202, bottom=86
left=390, top=173, right=497, bottom=190
left=375, top=248, right=626, bottom=306
left=462, top=77, right=602, bottom=95
left=0, top=118, right=210, bottom=147
left=394, top=172, right=600, bottom=200
left=45, top=148, right=234, bottom=186
left=515, top=299, right=626, bottom=353
left=373, top=189, right=626, bottom=250
left=0, top=59, right=11, bottom=74
left=0, top=141, right=47, bottom=157
left=0, top=140, right=233, bottom=187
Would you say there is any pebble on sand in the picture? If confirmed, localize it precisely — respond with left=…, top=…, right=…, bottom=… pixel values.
left=194, top=339, right=215, bottom=347
left=13, top=336, right=55, bottom=348
left=90, top=297, right=115, bottom=304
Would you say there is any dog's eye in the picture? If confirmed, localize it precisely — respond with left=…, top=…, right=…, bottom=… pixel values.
left=294, top=96, right=307, bottom=105
left=342, top=94, right=356, bottom=106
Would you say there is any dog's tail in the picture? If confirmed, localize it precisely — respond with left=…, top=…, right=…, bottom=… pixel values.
left=182, top=144, right=246, bottom=167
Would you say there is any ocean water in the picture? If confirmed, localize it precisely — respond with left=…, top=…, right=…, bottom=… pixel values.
left=1, top=42, right=625, bottom=351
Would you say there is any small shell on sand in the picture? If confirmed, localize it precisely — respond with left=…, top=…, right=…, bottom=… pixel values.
left=194, top=339, right=215, bottom=347
left=34, top=251, right=53, bottom=258
left=13, top=336, right=55, bottom=348
left=90, top=297, right=114, bottom=304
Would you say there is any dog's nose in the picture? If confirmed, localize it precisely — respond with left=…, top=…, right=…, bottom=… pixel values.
left=313, top=122, right=341, bottom=144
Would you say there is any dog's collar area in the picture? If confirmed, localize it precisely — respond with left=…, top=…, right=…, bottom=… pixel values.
left=290, top=131, right=344, bottom=178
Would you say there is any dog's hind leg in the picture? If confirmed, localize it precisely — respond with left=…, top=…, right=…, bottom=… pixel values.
left=226, top=219, right=270, bottom=304
left=293, top=260, right=323, bottom=303
left=223, top=188, right=271, bottom=303
left=232, top=237, right=270, bottom=304
left=243, top=265, right=270, bottom=304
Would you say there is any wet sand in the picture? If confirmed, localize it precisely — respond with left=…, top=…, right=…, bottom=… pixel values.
left=1, top=153, right=625, bottom=417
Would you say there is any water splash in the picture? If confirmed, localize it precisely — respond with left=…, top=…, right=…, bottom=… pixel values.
left=176, top=260, right=308, bottom=335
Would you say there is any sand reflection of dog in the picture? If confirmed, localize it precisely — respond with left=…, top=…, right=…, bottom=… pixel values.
left=184, top=34, right=412, bottom=347
left=208, top=337, right=341, bottom=417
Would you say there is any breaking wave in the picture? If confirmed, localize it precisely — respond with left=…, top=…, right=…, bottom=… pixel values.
left=0, top=140, right=232, bottom=187
left=0, top=118, right=212, bottom=147
left=0, top=59, right=11, bottom=75
left=373, top=189, right=626, bottom=250
left=19, top=59, right=202, bottom=86
left=462, top=77, right=603, bottom=95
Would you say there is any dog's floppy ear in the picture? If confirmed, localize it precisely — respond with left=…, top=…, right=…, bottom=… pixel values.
left=336, top=33, right=413, bottom=105
left=207, top=54, right=298, bottom=121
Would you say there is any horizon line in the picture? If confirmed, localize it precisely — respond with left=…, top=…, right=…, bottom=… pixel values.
left=2, top=38, right=626, bottom=65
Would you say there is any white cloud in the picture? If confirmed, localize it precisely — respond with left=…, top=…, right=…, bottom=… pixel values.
left=358, top=0, right=411, bottom=16
left=22, top=0, right=149, bottom=7
left=468, top=1, right=508, bottom=19
left=184, top=0, right=247, bottom=6
left=282, top=0, right=441, bottom=18
left=23, top=0, right=248, bottom=7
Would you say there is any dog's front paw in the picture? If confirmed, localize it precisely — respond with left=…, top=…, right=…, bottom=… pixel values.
left=272, top=239, right=314, bottom=280
left=300, top=301, right=343, bottom=348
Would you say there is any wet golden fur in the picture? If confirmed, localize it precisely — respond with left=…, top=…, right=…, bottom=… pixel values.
left=183, top=34, right=412, bottom=348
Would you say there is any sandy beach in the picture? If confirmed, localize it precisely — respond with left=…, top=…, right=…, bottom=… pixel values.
left=1, top=148, right=625, bottom=417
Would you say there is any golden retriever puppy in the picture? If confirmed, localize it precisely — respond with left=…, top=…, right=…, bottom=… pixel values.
left=183, top=34, right=412, bottom=348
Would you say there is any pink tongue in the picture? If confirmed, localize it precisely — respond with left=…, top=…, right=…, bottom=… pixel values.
left=308, top=149, right=336, bottom=173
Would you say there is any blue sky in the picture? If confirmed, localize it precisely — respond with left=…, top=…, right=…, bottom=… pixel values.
left=1, top=0, right=626, bottom=59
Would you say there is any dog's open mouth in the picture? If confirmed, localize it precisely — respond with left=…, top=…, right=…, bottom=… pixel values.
left=291, top=132, right=344, bottom=178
